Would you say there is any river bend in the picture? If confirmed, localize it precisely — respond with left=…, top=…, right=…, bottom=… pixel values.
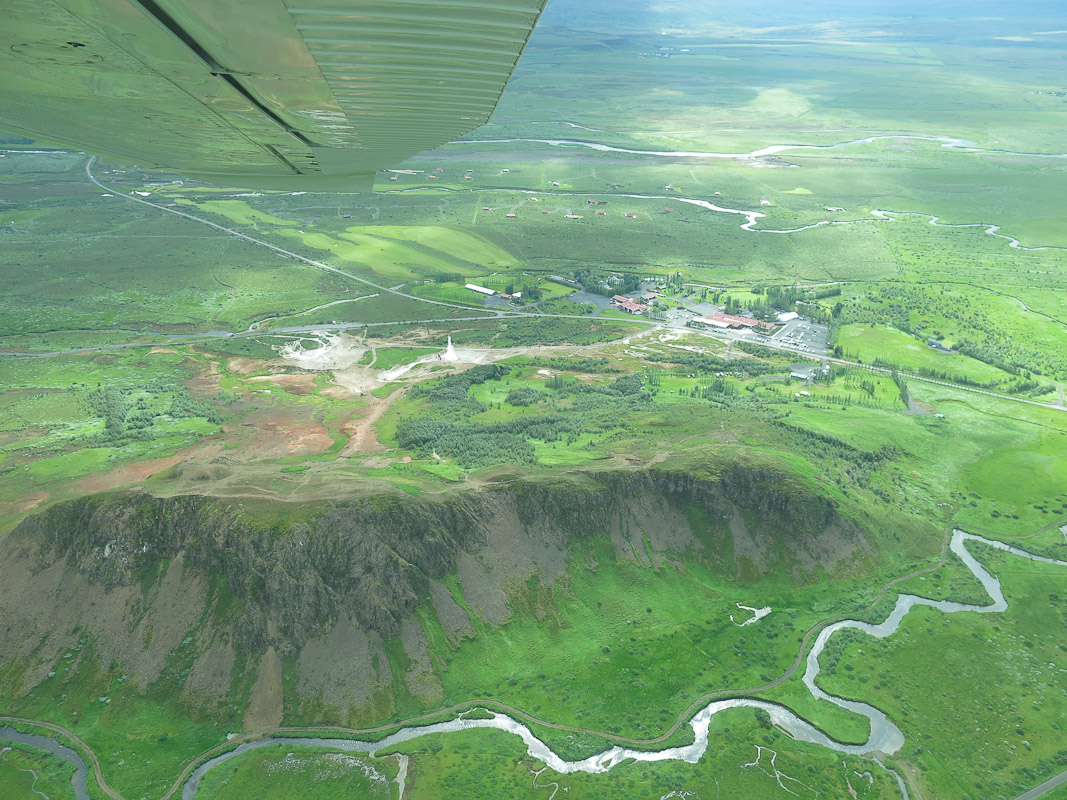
left=2, top=530, right=1064, bottom=800
left=178, top=530, right=1067, bottom=797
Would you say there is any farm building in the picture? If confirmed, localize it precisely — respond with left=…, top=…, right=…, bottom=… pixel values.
left=618, top=300, right=647, bottom=315
left=777, top=311, right=800, bottom=322
left=611, top=295, right=646, bottom=314
left=465, top=283, right=496, bottom=296
left=688, top=315, right=732, bottom=330
left=689, top=313, right=774, bottom=331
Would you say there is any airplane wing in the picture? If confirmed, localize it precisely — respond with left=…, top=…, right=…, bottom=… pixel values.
left=0, top=0, right=547, bottom=190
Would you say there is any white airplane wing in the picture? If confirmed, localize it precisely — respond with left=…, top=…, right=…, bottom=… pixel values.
left=0, top=0, right=547, bottom=190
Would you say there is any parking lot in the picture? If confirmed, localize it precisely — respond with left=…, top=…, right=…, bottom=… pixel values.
left=773, top=317, right=829, bottom=355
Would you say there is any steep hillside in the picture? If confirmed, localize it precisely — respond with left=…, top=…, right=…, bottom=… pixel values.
left=0, top=462, right=875, bottom=732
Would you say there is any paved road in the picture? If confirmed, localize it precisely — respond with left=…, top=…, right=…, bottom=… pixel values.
left=2, top=157, right=1061, bottom=419
left=1012, top=769, right=1067, bottom=800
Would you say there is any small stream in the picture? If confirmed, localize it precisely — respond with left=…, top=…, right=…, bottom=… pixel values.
left=3, top=530, right=1064, bottom=800
left=378, top=183, right=1064, bottom=251
left=0, top=727, right=90, bottom=800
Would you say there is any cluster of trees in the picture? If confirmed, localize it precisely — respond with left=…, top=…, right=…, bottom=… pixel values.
left=773, top=419, right=901, bottom=490
left=684, top=283, right=840, bottom=325
left=645, top=350, right=781, bottom=377
left=83, top=382, right=219, bottom=443
left=688, top=379, right=738, bottom=399
left=570, top=267, right=643, bottom=296
left=733, top=341, right=799, bottom=362
left=892, top=370, right=910, bottom=406
left=833, top=283, right=1067, bottom=379
left=756, top=283, right=842, bottom=304
left=396, top=419, right=537, bottom=467
left=505, top=387, right=541, bottom=406
left=87, top=385, right=129, bottom=439
left=445, top=318, right=628, bottom=349
left=523, top=357, right=617, bottom=373
left=409, top=364, right=509, bottom=415
left=397, top=409, right=589, bottom=467
left=534, top=297, right=594, bottom=315
left=398, top=368, right=651, bottom=466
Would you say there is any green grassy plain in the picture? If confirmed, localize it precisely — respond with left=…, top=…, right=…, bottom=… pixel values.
left=196, top=746, right=396, bottom=800
left=821, top=547, right=1067, bottom=799
left=0, top=744, right=79, bottom=800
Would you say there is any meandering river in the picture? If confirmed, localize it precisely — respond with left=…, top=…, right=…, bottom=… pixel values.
left=3, top=529, right=1064, bottom=800
left=452, top=134, right=1067, bottom=161
left=178, top=531, right=1066, bottom=796
left=0, top=727, right=90, bottom=800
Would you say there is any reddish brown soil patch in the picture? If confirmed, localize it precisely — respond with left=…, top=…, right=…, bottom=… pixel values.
left=227, top=356, right=271, bottom=375
left=238, top=409, right=335, bottom=458
left=14, top=491, right=50, bottom=513
left=186, top=375, right=222, bottom=397
left=78, top=446, right=198, bottom=493
left=340, top=388, right=404, bottom=455
left=246, top=374, right=317, bottom=395
left=184, top=358, right=224, bottom=397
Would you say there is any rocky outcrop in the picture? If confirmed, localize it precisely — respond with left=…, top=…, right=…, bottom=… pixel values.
left=0, top=463, right=872, bottom=717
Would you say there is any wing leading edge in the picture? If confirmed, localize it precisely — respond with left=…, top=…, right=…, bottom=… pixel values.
left=0, top=0, right=547, bottom=190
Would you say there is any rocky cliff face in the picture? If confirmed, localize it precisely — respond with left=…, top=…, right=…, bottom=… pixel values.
left=0, top=463, right=872, bottom=722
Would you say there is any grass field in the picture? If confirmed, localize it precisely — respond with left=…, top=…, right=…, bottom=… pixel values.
left=821, top=546, right=1067, bottom=799
left=837, top=324, right=1015, bottom=384
left=0, top=744, right=79, bottom=800
left=196, top=746, right=396, bottom=800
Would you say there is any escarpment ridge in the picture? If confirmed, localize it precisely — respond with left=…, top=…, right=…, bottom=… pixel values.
left=0, top=464, right=873, bottom=725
